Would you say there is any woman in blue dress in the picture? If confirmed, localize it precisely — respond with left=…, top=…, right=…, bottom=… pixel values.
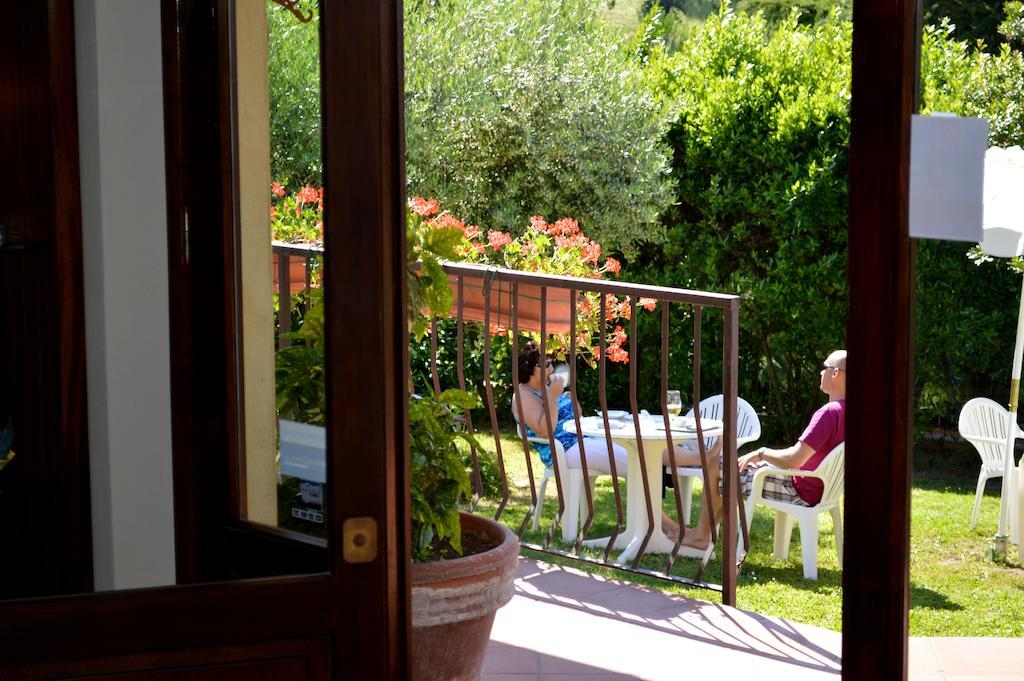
left=513, top=341, right=684, bottom=539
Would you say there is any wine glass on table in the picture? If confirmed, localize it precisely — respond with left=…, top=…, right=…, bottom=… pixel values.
left=666, top=390, right=683, bottom=421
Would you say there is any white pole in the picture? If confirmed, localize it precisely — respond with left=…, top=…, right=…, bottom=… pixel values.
left=1018, top=460, right=1023, bottom=561
left=996, top=275, right=1024, bottom=558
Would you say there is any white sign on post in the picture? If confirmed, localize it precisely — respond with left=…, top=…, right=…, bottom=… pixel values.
left=909, top=113, right=988, bottom=242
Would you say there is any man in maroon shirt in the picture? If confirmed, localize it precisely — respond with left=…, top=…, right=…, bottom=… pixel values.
left=671, top=350, right=846, bottom=551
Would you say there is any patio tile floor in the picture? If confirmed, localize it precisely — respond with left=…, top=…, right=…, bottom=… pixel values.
left=484, top=558, right=1024, bottom=680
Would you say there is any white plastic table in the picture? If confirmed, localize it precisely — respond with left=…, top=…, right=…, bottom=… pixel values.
left=564, top=413, right=722, bottom=564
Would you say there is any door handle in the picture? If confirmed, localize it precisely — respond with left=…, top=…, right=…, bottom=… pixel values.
left=342, top=516, right=378, bottom=563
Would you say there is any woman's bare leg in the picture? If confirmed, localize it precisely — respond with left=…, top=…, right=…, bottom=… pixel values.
left=657, top=441, right=724, bottom=550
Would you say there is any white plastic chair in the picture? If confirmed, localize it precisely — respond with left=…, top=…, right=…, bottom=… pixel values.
left=672, top=395, right=762, bottom=524
left=511, top=394, right=598, bottom=543
left=958, top=397, right=1023, bottom=530
left=743, top=442, right=844, bottom=580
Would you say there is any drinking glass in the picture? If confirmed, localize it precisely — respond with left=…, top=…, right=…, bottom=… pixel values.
left=666, top=390, right=682, bottom=417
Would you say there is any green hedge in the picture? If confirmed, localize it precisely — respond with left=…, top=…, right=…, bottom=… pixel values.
left=627, top=8, right=850, bottom=441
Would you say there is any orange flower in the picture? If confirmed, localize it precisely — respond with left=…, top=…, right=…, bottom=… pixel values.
left=577, top=297, right=593, bottom=315
left=488, top=323, right=508, bottom=337
left=553, top=217, right=580, bottom=236
left=607, top=346, right=629, bottom=364
left=464, top=225, right=481, bottom=239
left=529, top=215, right=549, bottom=233
left=410, top=196, right=440, bottom=217
left=271, top=181, right=286, bottom=197
left=434, top=212, right=466, bottom=231
left=604, top=294, right=619, bottom=318
left=270, top=206, right=277, bottom=220
left=298, top=185, right=319, bottom=204
left=487, top=230, right=513, bottom=250
left=604, top=257, right=622, bottom=276
left=582, top=241, right=602, bottom=264
left=639, top=297, right=657, bottom=312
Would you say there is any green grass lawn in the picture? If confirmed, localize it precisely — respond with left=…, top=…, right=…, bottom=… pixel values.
left=470, top=431, right=1023, bottom=636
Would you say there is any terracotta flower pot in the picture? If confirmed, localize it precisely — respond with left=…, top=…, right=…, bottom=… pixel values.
left=272, top=251, right=310, bottom=295
left=411, top=512, right=519, bottom=681
left=447, top=272, right=573, bottom=334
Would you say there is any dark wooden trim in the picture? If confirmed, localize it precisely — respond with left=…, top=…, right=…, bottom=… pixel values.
left=4, top=630, right=328, bottom=679
left=843, top=0, right=920, bottom=677
left=0, top=0, right=91, bottom=598
left=320, top=0, right=411, bottom=676
left=47, top=0, right=94, bottom=596
left=0, top=575, right=335, bottom=665
left=165, top=0, right=230, bottom=584
left=219, top=0, right=248, bottom=523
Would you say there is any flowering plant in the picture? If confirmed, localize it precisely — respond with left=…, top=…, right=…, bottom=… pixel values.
left=407, top=197, right=472, bottom=341
left=270, top=181, right=323, bottom=244
left=429, top=208, right=654, bottom=365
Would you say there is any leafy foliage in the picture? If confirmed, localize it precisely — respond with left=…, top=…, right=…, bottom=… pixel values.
left=275, top=287, right=325, bottom=425
left=409, top=389, right=481, bottom=562
left=406, top=198, right=473, bottom=341
left=630, top=6, right=851, bottom=439
left=924, top=0, right=1009, bottom=48
left=1002, top=0, right=1024, bottom=44
left=403, top=0, right=675, bottom=253
left=267, top=2, right=322, bottom=187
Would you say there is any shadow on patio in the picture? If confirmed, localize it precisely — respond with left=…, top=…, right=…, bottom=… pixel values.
left=484, top=558, right=1024, bottom=681
left=485, top=557, right=841, bottom=680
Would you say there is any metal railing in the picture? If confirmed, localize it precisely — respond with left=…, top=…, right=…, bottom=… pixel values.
left=273, top=240, right=321, bottom=348
left=272, top=242, right=747, bottom=603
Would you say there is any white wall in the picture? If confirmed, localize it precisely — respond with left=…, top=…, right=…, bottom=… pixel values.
left=75, top=0, right=176, bottom=591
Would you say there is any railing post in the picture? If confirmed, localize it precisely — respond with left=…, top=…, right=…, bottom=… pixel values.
left=721, top=301, right=739, bottom=606
left=278, top=251, right=291, bottom=349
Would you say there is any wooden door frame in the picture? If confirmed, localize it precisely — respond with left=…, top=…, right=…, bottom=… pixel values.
left=0, top=0, right=410, bottom=677
left=843, top=0, right=920, bottom=678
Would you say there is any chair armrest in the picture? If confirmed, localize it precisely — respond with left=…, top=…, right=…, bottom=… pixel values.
left=749, top=464, right=827, bottom=484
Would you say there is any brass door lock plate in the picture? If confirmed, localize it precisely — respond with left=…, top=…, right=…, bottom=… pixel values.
left=343, top=516, right=378, bottom=563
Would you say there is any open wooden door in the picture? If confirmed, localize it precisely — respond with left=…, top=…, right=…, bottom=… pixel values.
left=0, top=0, right=410, bottom=678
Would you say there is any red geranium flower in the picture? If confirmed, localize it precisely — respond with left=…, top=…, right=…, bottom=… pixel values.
left=298, top=185, right=319, bottom=204
left=639, top=297, right=657, bottom=312
left=582, top=241, right=602, bottom=264
left=435, top=213, right=466, bottom=231
left=271, top=181, right=286, bottom=197
left=410, top=196, right=440, bottom=217
left=553, top=217, right=579, bottom=236
left=604, top=257, right=621, bottom=275
left=488, top=230, right=513, bottom=250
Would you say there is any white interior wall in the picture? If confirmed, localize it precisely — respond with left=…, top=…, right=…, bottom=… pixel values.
left=75, top=0, right=176, bottom=591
